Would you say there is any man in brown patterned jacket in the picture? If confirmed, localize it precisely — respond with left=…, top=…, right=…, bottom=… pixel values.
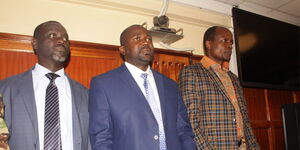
left=179, top=26, right=260, bottom=150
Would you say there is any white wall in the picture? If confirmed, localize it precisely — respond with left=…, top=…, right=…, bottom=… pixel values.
left=0, top=0, right=232, bottom=55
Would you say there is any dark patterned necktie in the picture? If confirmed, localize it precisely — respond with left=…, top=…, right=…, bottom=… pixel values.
left=44, top=73, right=62, bottom=150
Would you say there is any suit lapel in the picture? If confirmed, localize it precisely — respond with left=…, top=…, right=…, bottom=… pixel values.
left=152, top=70, right=166, bottom=123
left=202, top=65, right=231, bottom=101
left=67, top=75, right=81, bottom=150
left=119, top=65, right=146, bottom=100
left=19, top=69, right=40, bottom=148
left=118, top=65, right=158, bottom=122
left=228, top=73, right=247, bottom=113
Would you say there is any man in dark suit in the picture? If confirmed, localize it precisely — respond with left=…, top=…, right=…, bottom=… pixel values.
left=0, top=21, right=90, bottom=150
left=179, top=26, right=260, bottom=150
left=88, top=25, right=197, bottom=150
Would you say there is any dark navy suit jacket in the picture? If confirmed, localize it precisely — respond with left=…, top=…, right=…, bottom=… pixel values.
left=88, top=64, right=197, bottom=150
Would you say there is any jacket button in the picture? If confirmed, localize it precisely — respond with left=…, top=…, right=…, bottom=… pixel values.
left=154, top=135, right=159, bottom=140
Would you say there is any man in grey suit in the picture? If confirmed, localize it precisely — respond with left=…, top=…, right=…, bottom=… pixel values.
left=0, top=21, right=90, bottom=150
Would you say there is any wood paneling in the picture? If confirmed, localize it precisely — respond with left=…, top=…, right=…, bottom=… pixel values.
left=243, top=87, right=299, bottom=150
left=66, top=42, right=122, bottom=87
left=153, top=50, right=191, bottom=81
left=267, top=90, right=294, bottom=120
left=293, top=91, right=300, bottom=103
left=1, top=32, right=299, bottom=150
left=0, top=50, right=36, bottom=79
left=274, top=126, right=285, bottom=150
left=0, top=32, right=192, bottom=87
left=243, top=88, right=267, bottom=120
left=0, top=33, right=123, bottom=88
left=266, top=90, right=294, bottom=150
left=253, top=128, right=270, bottom=150
left=243, top=88, right=272, bottom=149
left=65, top=55, right=120, bottom=87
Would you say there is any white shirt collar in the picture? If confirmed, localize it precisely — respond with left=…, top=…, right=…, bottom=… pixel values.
left=33, top=63, right=65, bottom=77
left=124, top=62, right=153, bottom=78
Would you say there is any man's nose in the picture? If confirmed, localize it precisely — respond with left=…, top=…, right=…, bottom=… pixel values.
left=56, top=37, right=67, bottom=44
left=142, top=39, right=150, bottom=46
left=227, top=42, right=233, bottom=49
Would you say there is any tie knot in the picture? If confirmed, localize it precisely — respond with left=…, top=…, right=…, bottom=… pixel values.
left=140, top=73, right=148, bottom=80
left=46, top=73, right=60, bottom=82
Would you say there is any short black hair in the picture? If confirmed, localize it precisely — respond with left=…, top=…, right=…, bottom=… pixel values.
left=33, top=21, right=62, bottom=39
left=203, top=26, right=228, bottom=55
left=120, top=24, right=145, bottom=46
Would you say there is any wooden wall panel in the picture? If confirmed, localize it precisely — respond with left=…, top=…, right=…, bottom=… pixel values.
left=243, top=88, right=267, bottom=120
left=267, top=90, right=294, bottom=120
left=243, top=88, right=271, bottom=149
left=153, top=51, right=191, bottom=81
left=65, top=55, right=120, bottom=87
left=0, top=50, right=36, bottom=79
left=66, top=42, right=122, bottom=87
left=0, top=33, right=123, bottom=88
left=253, top=128, right=270, bottom=150
left=293, top=91, right=300, bottom=103
left=267, top=90, right=294, bottom=150
left=274, top=126, right=285, bottom=150
left=0, top=33, right=35, bottom=80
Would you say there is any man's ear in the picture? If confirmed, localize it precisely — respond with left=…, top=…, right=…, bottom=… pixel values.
left=119, top=46, right=125, bottom=56
left=119, top=46, right=126, bottom=60
left=31, top=38, right=38, bottom=54
left=205, top=40, right=211, bottom=50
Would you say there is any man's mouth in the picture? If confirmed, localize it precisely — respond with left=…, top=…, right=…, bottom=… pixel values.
left=143, top=50, right=152, bottom=56
left=226, top=49, right=232, bottom=54
left=142, top=46, right=152, bottom=52
left=55, top=45, right=66, bottom=52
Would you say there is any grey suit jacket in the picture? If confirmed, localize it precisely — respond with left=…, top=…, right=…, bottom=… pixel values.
left=0, top=68, right=91, bottom=150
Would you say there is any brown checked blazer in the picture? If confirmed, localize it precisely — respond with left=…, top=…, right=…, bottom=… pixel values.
left=178, top=63, right=260, bottom=150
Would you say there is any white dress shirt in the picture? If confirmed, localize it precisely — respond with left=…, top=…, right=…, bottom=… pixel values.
left=124, top=62, right=163, bottom=119
left=32, top=63, right=73, bottom=150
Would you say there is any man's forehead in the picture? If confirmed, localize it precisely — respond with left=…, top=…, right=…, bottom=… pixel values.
left=215, top=29, right=232, bottom=37
left=41, top=23, right=66, bottom=32
left=216, top=28, right=231, bottom=34
left=127, top=27, right=148, bottom=35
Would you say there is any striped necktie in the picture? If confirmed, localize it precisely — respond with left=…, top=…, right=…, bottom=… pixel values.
left=44, top=73, right=62, bottom=150
left=140, top=73, right=166, bottom=150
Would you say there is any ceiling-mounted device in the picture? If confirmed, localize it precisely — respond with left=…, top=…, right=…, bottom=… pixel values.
left=153, top=15, right=169, bottom=28
left=152, top=15, right=176, bottom=34
left=148, top=0, right=194, bottom=51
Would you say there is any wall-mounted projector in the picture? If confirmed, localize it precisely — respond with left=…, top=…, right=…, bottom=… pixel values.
left=148, top=15, right=182, bottom=45
left=150, top=26, right=176, bottom=34
left=147, top=0, right=194, bottom=51
left=151, top=15, right=176, bottom=34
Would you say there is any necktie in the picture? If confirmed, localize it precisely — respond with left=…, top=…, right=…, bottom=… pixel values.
left=44, top=73, right=62, bottom=150
left=140, top=73, right=166, bottom=150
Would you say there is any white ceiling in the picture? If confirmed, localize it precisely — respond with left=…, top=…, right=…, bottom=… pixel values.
left=172, top=0, right=300, bottom=26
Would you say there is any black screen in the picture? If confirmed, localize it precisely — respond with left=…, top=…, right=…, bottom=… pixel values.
left=232, top=7, right=300, bottom=90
